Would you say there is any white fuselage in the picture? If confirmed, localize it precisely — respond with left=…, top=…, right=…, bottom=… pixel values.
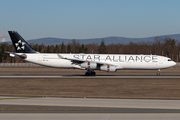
left=14, top=53, right=176, bottom=70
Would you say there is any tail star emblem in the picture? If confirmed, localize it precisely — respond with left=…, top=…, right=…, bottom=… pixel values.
left=15, top=40, right=26, bottom=50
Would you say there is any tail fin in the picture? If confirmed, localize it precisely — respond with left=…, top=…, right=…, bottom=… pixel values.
left=8, top=31, right=37, bottom=53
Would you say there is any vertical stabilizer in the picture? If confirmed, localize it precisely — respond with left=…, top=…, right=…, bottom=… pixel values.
left=8, top=31, right=37, bottom=53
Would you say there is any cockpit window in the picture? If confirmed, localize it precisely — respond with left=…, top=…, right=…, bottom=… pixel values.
left=168, top=59, right=172, bottom=61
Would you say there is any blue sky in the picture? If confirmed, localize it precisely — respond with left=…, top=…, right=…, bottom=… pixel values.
left=1, top=0, right=180, bottom=40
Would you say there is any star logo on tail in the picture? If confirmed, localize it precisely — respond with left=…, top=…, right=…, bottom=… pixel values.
left=15, top=40, right=26, bottom=50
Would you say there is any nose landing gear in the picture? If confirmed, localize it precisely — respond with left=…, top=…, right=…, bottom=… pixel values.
left=157, top=69, right=160, bottom=76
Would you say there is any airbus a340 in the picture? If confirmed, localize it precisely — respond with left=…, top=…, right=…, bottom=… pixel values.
left=7, top=31, right=176, bottom=76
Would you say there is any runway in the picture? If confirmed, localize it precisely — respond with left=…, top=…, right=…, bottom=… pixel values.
left=0, top=75, right=180, bottom=78
left=1, top=97, right=180, bottom=111
left=1, top=114, right=180, bottom=120
left=1, top=104, right=180, bottom=113
left=0, top=97, right=180, bottom=119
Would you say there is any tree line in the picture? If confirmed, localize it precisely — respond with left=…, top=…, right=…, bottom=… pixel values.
left=0, top=37, right=180, bottom=63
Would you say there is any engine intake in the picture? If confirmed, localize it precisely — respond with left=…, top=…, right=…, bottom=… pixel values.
left=100, top=65, right=116, bottom=72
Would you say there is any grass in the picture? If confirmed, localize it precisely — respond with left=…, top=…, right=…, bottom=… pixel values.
left=0, top=66, right=180, bottom=99
left=0, top=78, right=180, bottom=99
left=0, top=65, right=179, bottom=76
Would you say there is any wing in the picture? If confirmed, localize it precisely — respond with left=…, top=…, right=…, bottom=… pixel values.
left=57, top=54, right=85, bottom=64
left=57, top=54, right=115, bottom=66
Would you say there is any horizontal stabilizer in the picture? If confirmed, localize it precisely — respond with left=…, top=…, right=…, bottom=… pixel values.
left=6, top=52, right=27, bottom=59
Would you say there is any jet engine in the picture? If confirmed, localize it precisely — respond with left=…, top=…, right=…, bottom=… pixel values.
left=81, top=62, right=97, bottom=70
left=100, top=65, right=116, bottom=72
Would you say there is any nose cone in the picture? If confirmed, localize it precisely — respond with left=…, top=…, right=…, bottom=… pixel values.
left=172, top=61, right=176, bottom=66
left=162, top=58, right=176, bottom=69
left=168, top=60, right=176, bottom=68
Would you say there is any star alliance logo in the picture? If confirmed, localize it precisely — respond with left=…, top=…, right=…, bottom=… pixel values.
left=15, top=40, right=26, bottom=50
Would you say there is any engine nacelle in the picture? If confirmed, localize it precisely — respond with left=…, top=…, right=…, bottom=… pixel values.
left=100, top=65, right=116, bottom=72
left=81, top=62, right=97, bottom=70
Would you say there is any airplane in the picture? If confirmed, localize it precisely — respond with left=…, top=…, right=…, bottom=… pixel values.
left=7, top=31, right=176, bottom=76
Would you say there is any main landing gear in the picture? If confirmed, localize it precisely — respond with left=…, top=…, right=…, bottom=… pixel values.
left=157, top=69, right=160, bottom=76
left=85, top=70, right=96, bottom=76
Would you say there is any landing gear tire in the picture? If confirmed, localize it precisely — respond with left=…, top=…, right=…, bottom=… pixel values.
left=85, top=71, right=96, bottom=76
left=92, top=72, right=96, bottom=76
left=157, top=72, right=160, bottom=76
left=85, top=72, right=89, bottom=76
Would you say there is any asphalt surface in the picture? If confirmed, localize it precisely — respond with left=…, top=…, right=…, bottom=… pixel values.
left=1, top=75, right=180, bottom=78
left=0, top=97, right=180, bottom=119
left=0, top=104, right=180, bottom=113
left=1, top=114, right=180, bottom=120
left=0, top=97, right=180, bottom=112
